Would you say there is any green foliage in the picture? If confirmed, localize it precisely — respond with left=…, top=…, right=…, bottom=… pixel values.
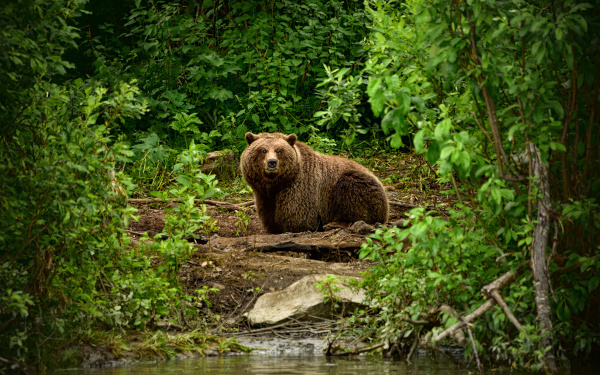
left=0, top=0, right=85, bottom=128
left=86, top=0, right=369, bottom=149
left=306, top=125, right=339, bottom=154
left=359, top=206, right=499, bottom=339
left=0, top=3, right=224, bottom=367
left=0, top=77, right=148, bottom=367
left=355, top=0, right=600, bottom=369
left=2, top=0, right=599, bottom=370
left=145, top=141, right=221, bottom=279
left=315, top=66, right=369, bottom=145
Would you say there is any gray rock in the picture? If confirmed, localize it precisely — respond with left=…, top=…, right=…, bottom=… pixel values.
left=348, top=220, right=376, bottom=235
left=200, top=150, right=238, bottom=178
left=246, top=274, right=367, bottom=325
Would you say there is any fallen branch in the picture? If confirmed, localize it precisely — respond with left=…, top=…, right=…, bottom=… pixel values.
left=124, top=229, right=208, bottom=244
left=400, top=318, right=435, bottom=326
left=128, top=198, right=254, bottom=211
left=225, top=318, right=339, bottom=337
left=432, top=267, right=521, bottom=343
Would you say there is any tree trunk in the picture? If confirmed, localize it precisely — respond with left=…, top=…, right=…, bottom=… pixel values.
left=529, top=143, right=558, bottom=374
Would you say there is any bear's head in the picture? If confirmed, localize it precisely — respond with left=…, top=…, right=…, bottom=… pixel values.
left=241, top=132, right=300, bottom=189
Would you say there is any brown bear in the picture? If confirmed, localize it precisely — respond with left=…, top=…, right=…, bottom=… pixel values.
left=240, top=132, right=388, bottom=234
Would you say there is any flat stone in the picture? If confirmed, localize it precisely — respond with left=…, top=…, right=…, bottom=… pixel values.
left=246, top=274, right=367, bottom=325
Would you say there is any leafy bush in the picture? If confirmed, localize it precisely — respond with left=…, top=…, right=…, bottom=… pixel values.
left=0, top=79, right=147, bottom=366
left=85, top=0, right=369, bottom=149
left=354, top=0, right=600, bottom=369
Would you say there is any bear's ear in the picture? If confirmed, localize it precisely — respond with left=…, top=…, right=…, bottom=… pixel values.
left=245, top=132, right=257, bottom=145
left=286, top=134, right=297, bottom=146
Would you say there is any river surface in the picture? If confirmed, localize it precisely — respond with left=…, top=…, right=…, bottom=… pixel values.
left=57, top=354, right=485, bottom=375
left=50, top=337, right=515, bottom=375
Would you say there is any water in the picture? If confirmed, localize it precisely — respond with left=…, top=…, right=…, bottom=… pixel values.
left=51, top=337, right=491, bottom=375
left=57, top=355, right=478, bottom=375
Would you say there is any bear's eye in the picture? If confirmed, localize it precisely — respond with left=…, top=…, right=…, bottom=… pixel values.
left=275, top=148, right=282, bottom=154
left=261, top=149, right=267, bottom=154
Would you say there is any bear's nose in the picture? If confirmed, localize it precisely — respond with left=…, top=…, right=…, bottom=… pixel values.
left=267, top=158, right=277, bottom=168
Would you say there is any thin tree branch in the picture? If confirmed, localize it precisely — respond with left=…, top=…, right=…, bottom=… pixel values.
left=489, top=289, right=530, bottom=341
left=461, top=317, right=483, bottom=373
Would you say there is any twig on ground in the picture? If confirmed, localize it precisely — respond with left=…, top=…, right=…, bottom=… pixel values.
left=327, top=342, right=385, bottom=357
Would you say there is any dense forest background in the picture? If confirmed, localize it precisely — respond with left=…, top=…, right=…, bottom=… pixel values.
left=1, top=0, right=599, bottom=373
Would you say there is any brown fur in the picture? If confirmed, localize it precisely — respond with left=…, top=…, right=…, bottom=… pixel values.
left=240, top=132, right=389, bottom=234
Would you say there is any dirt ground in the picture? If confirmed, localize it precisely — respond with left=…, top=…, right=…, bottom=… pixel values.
left=127, top=153, right=455, bottom=329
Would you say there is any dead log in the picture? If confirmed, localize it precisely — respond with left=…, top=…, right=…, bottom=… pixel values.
left=529, top=143, right=558, bottom=373
left=245, top=241, right=362, bottom=254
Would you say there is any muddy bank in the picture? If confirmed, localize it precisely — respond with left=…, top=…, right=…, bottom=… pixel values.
left=126, top=152, right=455, bottom=332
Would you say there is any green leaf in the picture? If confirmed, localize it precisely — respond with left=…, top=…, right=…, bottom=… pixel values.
left=411, top=96, right=426, bottom=112
left=396, top=91, right=411, bottom=115
left=425, top=140, right=441, bottom=164
left=588, top=276, right=600, bottom=293
left=532, top=105, right=544, bottom=124
left=548, top=101, right=564, bottom=119
left=176, top=175, right=191, bottom=187
left=208, top=87, right=233, bottom=101
left=390, top=133, right=403, bottom=149
left=369, top=89, right=385, bottom=117
left=580, top=258, right=594, bottom=273
left=367, top=78, right=382, bottom=97
left=434, top=118, right=452, bottom=140
left=414, top=130, right=426, bottom=153
left=549, top=141, right=566, bottom=152
left=491, top=187, right=502, bottom=206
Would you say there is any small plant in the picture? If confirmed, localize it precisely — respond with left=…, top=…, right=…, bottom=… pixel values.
left=145, top=141, right=221, bottom=279
left=169, top=112, right=203, bottom=145
left=234, top=209, right=251, bottom=237
left=195, top=286, right=219, bottom=309
left=242, top=271, right=256, bottom=281
left=315, top=275, right=343, bottom=307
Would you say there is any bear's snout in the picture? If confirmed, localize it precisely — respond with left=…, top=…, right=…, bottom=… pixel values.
left=267, top=158, right=278, bottom=169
